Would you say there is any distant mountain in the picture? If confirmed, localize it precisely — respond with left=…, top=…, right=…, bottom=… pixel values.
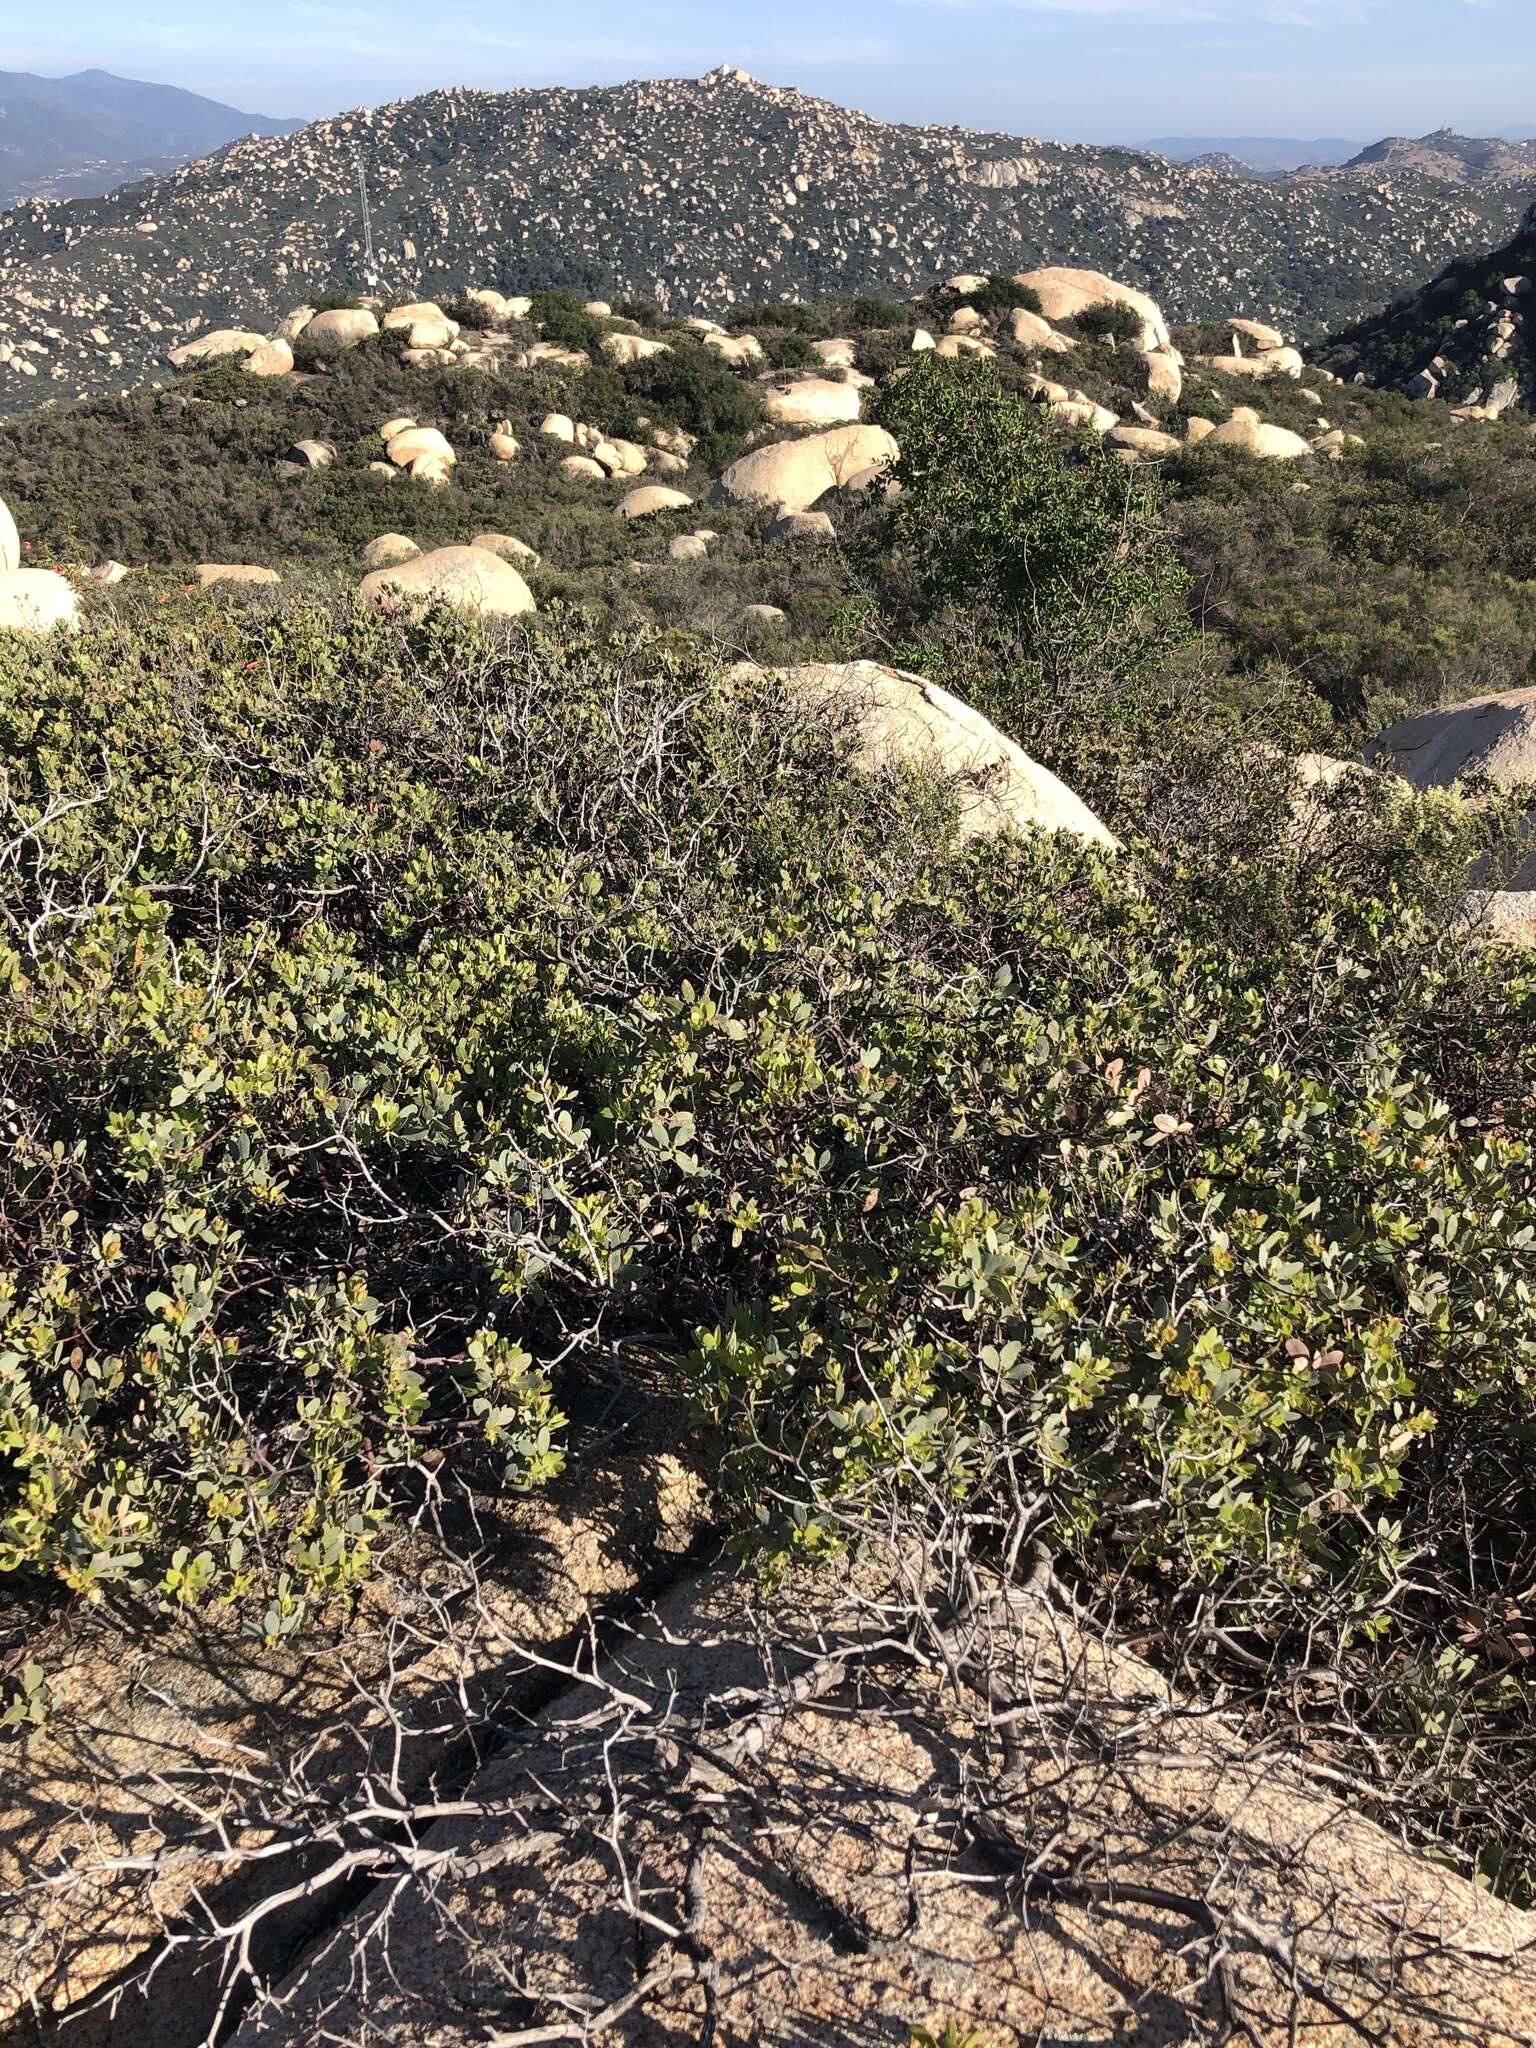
left=1342, top=129, right=1536, bottom=186
left=0, top=69, right=301, bottom=206
left=1143, top=137, right=1361, bottom=173
left=1324, top=198, right=1536, bottom=412
left=1, top=68, right=1533, bottom=409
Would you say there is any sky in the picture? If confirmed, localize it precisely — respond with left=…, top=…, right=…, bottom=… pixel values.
left=5, top=0, right=1535, bottom=147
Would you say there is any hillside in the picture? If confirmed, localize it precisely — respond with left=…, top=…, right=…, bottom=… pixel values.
left=3, top=267, right=1536, bottom=2043
left=1343, top=128, right=1536, bottom=185
left=1324, top=198, right=1536, bottom=410
left=0, top=69, right=300, bottom=207
left=1, top=66, right=1533, bottom=409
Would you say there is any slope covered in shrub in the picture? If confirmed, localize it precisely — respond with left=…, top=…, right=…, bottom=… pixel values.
left=2, top=590, right=1534, bottom=1887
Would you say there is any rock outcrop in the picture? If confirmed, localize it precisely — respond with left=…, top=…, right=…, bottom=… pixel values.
left=227, top=1556, right=1536, bottom=2048
left=1014, top=266, right=1172, bottom=350
left=0, top=492, right=17, bottom=574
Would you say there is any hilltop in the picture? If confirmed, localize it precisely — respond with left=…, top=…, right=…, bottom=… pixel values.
left=1, top=66, right=1533, bottom=409
left=1144, top=135, right=1360, bottom=173
left=0, top=69, right=300, bottom=207
left=1343, top=128, right=1536, bottom=185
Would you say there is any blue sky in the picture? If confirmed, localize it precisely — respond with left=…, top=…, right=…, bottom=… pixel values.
left=8, top=0, right=1534, bottom=145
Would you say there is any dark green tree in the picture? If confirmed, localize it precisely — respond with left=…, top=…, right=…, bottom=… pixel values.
left=858, top=355, right=1191, bottom=756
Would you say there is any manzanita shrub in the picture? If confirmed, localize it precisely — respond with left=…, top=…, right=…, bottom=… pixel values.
left=1, top=596, right=1533, bottom=1884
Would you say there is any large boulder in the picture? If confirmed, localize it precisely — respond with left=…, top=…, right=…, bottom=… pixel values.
left=602, top=331, right=672, bottom=366
left=617, top=485, right=694, bottom=520
left=1366, top=687, right=1536, bottom=887
left=0, top=568, right=79, bottom=635
left=304, top=308, right=379, bottom=349
left=223, top=1555, right=1536, bottom=2048
left=1368, top=687, right=1536, bottom=793
left=243, top=339, right=294, bottom=378
left=382, top=301, right=449, bottom=334
left=386, top=427, right=456, bottom=470
left=703, top=331, right=765, bottom=369
left=361, top=534, right=421, bottom=570
left=1012, top=268, right=1171, bottom=351
left=195, top=565, right=281, bottom=588
left=166, top=328, right=266, bottom=369
left=1229, top=317, right=1286, bottom=351
left=0, top=493, right=17, bottom=574
left=286, top=438, right=335, bottom=471
left=487, top=430, right=521, bottom=462
left=404, top=316, right=454, bottom=351
left=1107, top=424, right=1180, bottom=457
left=465, top=288, right=525, bottom=322
left=1197, top=347, right=1305, bottom=381
left=813, top=337, right=858, bottom=369
left=1008, top=306, right=1075, bottom=353
left=764, top=661, right=1117, bottom=849
left=770, top=509, right=836, bottom=544
left=1470, top=891, right=1536, bottom=946
left=762, top=378, right=862, bottom=428
left=1135, top=349, right=1184, bottom=406
left=360, top=545, right=536, bottom=620
left=0, top=1445, right=705, bottom=2045
left=1206, top=410, right=1312, bottom=460
left=714, top=425, right=899, bottom=513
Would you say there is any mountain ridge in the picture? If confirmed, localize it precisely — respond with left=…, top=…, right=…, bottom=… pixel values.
left=0, top=68, right=301, bottom=208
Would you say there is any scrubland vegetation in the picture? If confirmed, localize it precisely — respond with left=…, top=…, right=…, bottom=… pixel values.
left=2, top=275, right=1536, bottom=2045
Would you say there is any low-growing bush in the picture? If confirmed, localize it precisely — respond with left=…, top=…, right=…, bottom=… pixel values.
left=2, top=593, right=1534, bottom=1887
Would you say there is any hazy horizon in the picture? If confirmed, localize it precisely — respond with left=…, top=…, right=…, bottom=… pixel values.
left=5, top=1, right=1534, bottom=148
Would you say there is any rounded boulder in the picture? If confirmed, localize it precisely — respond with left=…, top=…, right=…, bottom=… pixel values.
left=617, top=486, right=693, bottom=520
left=361, top=534, right=422, bottom=570
left=762, top=378, right=863, bottom=428
left=243, top=339, right=295, bottom=378
left=360, top=545, right=536, bottom=620
left=0, top=568, right=79, bottom=635
left=0, top=494, right=17, bottom=574
left=305, top=309, right=380, bottom=349
left=714, top=425, right=898, bottom=513
left=387, top=427, right=456, bottom=469
left=761, top=661, right=1117, bottom=850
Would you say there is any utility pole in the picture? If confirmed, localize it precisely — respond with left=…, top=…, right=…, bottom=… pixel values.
left=358, top=162, right=380, bottom=293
